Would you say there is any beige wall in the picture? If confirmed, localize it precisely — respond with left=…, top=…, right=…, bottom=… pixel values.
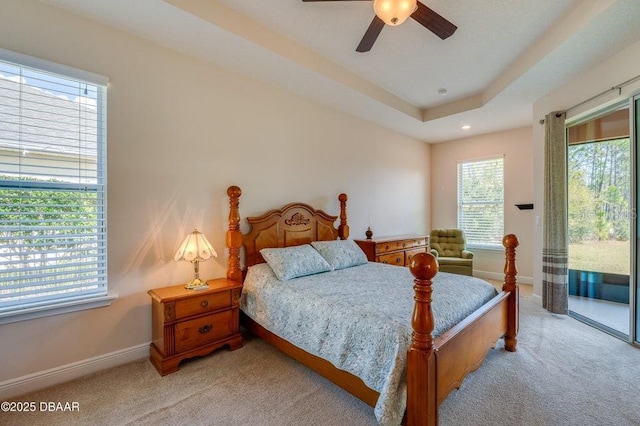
left=532, top=38, right=640, bottom=298
left=0, top=0, right=430, bottom=387
left=430, top=127, right=534, bottom=281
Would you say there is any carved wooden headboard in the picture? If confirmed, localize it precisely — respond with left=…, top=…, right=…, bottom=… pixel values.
left=226, top=186, right=349, bottom=282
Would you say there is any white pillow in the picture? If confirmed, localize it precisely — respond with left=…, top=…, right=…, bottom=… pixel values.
left=260, top=244, right=332, bottom=281
left=311, top=240, right=368, bottom=270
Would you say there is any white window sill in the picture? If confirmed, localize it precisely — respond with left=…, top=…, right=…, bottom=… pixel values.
left=0, top=294, right=118, bottom=325
left=467, top=244, right=504, bottom=252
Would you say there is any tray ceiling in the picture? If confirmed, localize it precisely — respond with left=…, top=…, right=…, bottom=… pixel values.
left=42, top=0, right=640, bottom=142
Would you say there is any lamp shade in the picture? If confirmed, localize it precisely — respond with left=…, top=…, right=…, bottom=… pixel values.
left=173, top=229, right=217, bottom=262
left=373, top=0, right=417, bottom=26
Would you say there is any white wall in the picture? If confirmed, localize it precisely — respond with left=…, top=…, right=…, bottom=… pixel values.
left=0, top=0, right=430, bottom=392
left=430, top=127, right=534, bottom=282
left=532, top=38, right=640, bottom=298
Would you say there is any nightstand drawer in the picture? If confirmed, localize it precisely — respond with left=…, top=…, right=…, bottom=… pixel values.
left=174, top=291, right=230, bottom=320
left=378, top=251, right=405, bottom=266
left=175, top=310, right=233, bottom=353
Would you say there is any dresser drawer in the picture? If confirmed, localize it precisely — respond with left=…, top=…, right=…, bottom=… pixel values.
left=376, top=238, right=426, bottom=254
left=356, top=235, right=428, bottom=267
left=378, top=251, right=405, bottom=266
left=403, top=238, right=427, bottom=249
left=174, top=291, right=231, bottom=320
left=376, top=241, right=402, bottom=254
left=175, top=310, right=233, bottom=353
left=405, top=247, right=426, bottom=265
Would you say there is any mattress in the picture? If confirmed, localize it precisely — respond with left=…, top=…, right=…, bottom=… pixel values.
left=240, top=261, right=498, bottom=425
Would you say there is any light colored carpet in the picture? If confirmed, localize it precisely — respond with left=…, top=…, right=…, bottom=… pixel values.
left=4, top=295, right=640, bottom=426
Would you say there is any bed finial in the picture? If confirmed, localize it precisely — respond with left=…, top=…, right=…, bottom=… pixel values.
left=406, top=252, right=438, bottom=426
left=338, top=193, right=349, bottom=240
left=502, top=234, right=519, bottom=284
left=502, top=234, right=519, bottom=352
left=408, top=252, right=437, bottom=351
left=227, top=186, right=242, bottom=283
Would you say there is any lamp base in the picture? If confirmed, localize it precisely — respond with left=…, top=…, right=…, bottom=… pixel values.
left=184, top=278, right=209, bottom=291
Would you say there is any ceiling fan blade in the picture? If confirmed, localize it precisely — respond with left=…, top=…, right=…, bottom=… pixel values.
left=356, top=16, right=385, bottom=52
left=411, top=1, right=457, bottom=40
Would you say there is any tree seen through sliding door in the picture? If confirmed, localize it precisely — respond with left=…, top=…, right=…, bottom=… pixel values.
left=568, top=138, right=630, bottom=275
left=566, top=104, right=630, bottom=338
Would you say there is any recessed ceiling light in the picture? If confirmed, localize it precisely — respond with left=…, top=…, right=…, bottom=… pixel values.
left=461, top=125, right=471, bottom=130
left=438, top=88, right=447, bottom=96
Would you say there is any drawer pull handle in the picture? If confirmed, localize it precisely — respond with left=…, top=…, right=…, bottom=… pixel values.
left=396, top=257, right=401, bottom=263
left=200, top=300, right=209, bottom=308
left=385, top=245, right=390, bottom=250
left=199, top=324, right=213, bottom=334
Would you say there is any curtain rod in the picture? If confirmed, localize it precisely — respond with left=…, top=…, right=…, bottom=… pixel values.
left=539, top=73, right=640, bottom=125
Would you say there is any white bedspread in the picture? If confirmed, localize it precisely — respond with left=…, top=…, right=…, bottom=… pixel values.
left=240, top=262, right=498, bottom=425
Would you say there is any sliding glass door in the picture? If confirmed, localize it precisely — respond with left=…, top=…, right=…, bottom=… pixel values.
left=567, top=104, right=631, bottom=338
left=636, top=96, right=640, bottom=345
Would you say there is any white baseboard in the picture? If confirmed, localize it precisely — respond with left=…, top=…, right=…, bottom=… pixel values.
left=473, top=270, right=533, bottom=285
left=0, top=343, right=149, bottom=400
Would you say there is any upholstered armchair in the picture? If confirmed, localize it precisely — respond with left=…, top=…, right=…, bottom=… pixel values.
left=429, top=228, right=474, bottom=276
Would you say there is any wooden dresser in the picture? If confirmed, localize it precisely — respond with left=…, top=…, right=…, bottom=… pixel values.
left=355, top=234, right=429, bottom=267
left=148, top=278, right=243, bottom=376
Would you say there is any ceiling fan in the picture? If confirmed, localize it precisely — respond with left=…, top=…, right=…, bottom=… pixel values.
left=302, top=0, right=457, bottom=52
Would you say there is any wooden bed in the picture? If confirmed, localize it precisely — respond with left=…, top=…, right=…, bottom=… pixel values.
left=225, top=186, right=519, bottom=425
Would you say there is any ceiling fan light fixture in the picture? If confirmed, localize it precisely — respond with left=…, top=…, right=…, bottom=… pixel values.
left=373, top=0, right=417, bottom=26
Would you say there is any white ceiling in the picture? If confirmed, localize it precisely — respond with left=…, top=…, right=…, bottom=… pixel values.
left=42, top=0, right=640, bottom=143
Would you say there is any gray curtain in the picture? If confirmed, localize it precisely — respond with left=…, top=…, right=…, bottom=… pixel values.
left=542, top=111, right=568, bottom=314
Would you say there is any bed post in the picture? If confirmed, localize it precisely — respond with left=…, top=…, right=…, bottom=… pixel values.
left=406, top=252, right=439, bottom=426
left=338, top=193, right=349, bottom=240
left=226, top=185, right=243, bottom=283
left=502, top=234, right=519, bottom=352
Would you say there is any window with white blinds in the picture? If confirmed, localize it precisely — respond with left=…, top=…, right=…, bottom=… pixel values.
left=0, top=49, right=109, bottom=321
left=457, top=156, right=504, bottom=248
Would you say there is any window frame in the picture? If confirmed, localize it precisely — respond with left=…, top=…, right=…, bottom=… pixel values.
left=457, top=155, right=505, bottom=250
left=0, top=48, right=114, bottom=324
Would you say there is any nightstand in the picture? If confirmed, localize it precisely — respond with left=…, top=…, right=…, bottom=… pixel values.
left=148, top=278, right=243, bottom=376
left=355, top=235, right=429, bottom=266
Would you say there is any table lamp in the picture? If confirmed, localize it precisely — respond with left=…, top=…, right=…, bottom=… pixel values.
left=174, top=229, right=217, bottom=290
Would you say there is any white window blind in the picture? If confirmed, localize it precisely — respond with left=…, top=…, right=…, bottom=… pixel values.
left=0, top=51, right=108, bottom=317
left=457, top=156, right=504, bottom=248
